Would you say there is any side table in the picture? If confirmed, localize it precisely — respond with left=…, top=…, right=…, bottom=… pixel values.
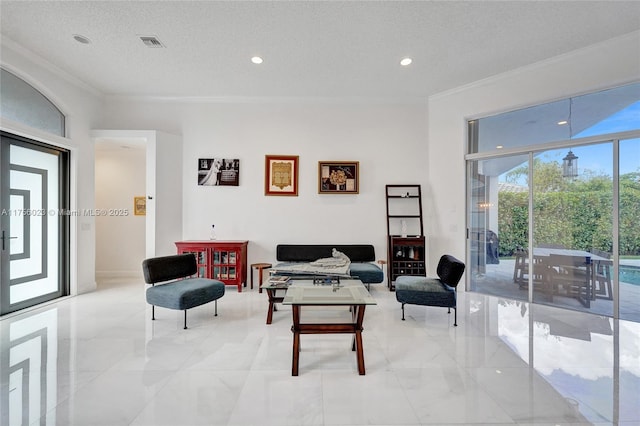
left=250, top=263, right=272, bottom=293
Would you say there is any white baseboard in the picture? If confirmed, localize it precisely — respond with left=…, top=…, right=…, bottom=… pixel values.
left=95, top=270, right=143, bottom=280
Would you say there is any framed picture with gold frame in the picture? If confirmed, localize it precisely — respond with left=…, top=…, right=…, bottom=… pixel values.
left=265, top=155, right=299, bottom=196
left=134, top=196, right=146, bottom=216
left=318, top=161, right=359, bottom=194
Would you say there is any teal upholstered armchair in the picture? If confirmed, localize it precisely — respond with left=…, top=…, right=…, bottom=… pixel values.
left=143, top=253, right=225, bottom=329
left=395, top=254, right=465, bottom=326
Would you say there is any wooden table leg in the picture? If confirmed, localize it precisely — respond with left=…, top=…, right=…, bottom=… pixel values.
left=355, top=330, right=365, bottom=375
left=265, top=289, right=284, bottom=325
left=291, top=305, right=300, bottom=376
left=351, top=305, right=357, bottom=351
left=266, top=289, right=275, bottom=325
left=355, top=306, right=366, bottom=375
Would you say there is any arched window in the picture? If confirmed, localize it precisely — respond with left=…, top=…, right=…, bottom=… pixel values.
left=0, top=68, right=65, bottom=136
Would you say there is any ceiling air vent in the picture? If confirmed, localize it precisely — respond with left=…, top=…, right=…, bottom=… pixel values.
left=139, top=36, right=165, bottom=48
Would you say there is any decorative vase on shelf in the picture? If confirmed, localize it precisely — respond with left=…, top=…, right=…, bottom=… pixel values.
left=408, top=246, right=414, bottom=259
left=209, top=225, right=217, bottom=240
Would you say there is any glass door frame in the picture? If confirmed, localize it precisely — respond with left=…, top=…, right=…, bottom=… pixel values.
left=0, top=131, right=70, bottom=315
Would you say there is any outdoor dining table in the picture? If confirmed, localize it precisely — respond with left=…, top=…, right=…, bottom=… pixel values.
left=532, top=247, right=613, bottom=306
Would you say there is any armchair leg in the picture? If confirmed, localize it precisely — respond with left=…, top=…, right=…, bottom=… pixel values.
left=184, top=310, right=188, bottom=329
left=215, top=300, right=218, bottom=316
left=454, top=307, right=457, bottom=327
left=401, top=303, right=405, bottom=320
left=152, top=305, right=155, bottom=320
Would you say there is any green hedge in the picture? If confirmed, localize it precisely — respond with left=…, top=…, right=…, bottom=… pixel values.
left=498, top=185, right=640, bottom=256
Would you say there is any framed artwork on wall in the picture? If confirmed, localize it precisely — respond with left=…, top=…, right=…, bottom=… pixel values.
left=318, top=161, right=359, bottom=194
left=198, top=158, right=240, bottom=186
left=265, top=155, right=299, bottom=196
left=134, top=196, right=146, bottom=216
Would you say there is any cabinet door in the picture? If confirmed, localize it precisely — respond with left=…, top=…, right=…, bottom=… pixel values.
left=212, top=248, right=239, bottom=281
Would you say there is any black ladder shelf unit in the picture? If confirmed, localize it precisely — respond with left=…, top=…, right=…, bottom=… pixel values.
left=385, top=185, right=426, bottom=290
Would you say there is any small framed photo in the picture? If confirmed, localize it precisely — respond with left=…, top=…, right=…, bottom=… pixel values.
left=265, top=155, right=299, bottom=196
left=198, top=158, right=240, bottom=186
left=134, top=196, right=146, bottom=216
left=318, top=161, right=359, bottom=194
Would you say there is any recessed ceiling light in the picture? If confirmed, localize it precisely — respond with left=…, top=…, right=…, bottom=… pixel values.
left=251, top=56, right=263, bottom=64
left=73, top=34, right=91, bottom=44
left=496, top=145, right=504, bottom=149
left=400, top=57, right=412, bottom=66
left=557, top=120, right=568, bottom=125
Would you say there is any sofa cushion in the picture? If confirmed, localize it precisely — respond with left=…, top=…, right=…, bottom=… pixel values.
left=146, top=278, right=225, bottom=310
left=272, top=261, right=382, bottom=284
left=349, top=263, right=384, bottom=284
left=394, top=276, right=456, bottom=308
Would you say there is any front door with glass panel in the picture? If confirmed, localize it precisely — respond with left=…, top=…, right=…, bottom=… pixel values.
left=0, top=133, right=69, bottom=315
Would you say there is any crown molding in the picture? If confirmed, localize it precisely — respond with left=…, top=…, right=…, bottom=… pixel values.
left=103, top=94, right=428, bottom=105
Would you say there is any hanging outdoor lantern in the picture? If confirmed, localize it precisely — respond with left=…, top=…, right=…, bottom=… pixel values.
left=562, top=150, right=578, bottom=178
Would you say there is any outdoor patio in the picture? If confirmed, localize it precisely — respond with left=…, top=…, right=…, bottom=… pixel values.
left=471, top=258, right=640, bottom=322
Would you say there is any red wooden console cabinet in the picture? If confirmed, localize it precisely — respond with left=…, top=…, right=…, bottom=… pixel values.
left=175, top=240, right=249, bottom=292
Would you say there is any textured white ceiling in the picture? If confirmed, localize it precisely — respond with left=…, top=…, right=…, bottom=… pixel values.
left=1, top=1, right=639, bottom=99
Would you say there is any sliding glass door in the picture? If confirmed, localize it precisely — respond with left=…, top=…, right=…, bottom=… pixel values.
left=0, top=132, right=69, bottom=315
left=468, top=154, right=529, bottom=302
left=466, top=141, right=631, bottom=319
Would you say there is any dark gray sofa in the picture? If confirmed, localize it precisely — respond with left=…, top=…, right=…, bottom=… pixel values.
left=274, top=244, right=384, bottom=287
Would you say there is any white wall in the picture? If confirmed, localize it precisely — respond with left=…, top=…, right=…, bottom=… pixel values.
left=95, top=145, right=146, bottom=278
left=100, top=100, right=429, bottom=268
left=1, top=39, right=103, bottom=295
left=427, top=31, right=640, bottom=280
